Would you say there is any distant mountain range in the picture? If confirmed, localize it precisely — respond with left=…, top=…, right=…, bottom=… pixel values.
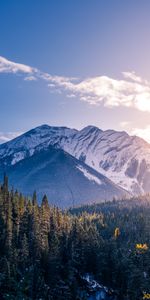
left=1, top=124, right=150, bottom=206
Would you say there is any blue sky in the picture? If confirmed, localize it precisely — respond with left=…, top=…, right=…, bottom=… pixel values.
left=1, top=0, right=150, bottom=143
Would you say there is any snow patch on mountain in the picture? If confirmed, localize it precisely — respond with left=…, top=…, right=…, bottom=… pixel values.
left=76, top=165, right=102, bottom=185
left=11, top=152, right=26, bottom=165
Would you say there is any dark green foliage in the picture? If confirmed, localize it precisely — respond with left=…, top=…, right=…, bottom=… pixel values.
left=0, top=178, right=150, bottom=299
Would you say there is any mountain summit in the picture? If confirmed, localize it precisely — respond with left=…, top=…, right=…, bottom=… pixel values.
left=0, top=124, right=150, bottom=198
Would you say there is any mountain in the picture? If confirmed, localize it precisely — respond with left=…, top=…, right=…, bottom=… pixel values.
left=0, top=124, right=150, bottom=195
left=63, top=126, right=150, bottom=194
left=0, top=146, right=128, bottom=208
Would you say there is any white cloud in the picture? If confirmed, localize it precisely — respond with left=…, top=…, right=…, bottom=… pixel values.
left=1, top=55, right=150, bottom=113
left=122, top=71, right=143, bottom=83
left=0, top=56, right=35, bottom=74
left=0, top=132, right=23, bottom=144
left=131, top=126, right=150, bottom=144
left=59, top=75, right=150, bottom=111
left=120, top=121, right=131, bottom=128
left=24, top=75, right=37, bottom=81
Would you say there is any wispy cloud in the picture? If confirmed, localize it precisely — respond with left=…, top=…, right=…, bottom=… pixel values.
left=0, top=131, right=23, bottom=144
left=122, top=71, right=144, bottom=84
left=0, top=56, right=35, bottom=74
left=24, top=75, right=37, bottom=81
left=120, top=121, right=131, bottom=129
left=1, top=55, right=150, bottom=113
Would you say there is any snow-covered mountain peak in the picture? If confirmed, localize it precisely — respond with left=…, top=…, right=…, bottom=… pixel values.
left=29, top=124, right=77, bottom=137
left=1, top=124, right=150, bottom=195
left=0, top=124, right=77, bottom=157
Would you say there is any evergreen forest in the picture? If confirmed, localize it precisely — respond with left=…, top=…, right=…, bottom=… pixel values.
left=0, top=175, right=150, bottom=300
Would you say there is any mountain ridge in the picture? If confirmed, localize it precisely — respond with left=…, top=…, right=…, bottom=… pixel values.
left=0, top=124, right=150, bottom=194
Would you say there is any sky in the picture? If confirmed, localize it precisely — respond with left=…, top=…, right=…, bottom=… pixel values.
left=1, top=0, right=150, bottom=143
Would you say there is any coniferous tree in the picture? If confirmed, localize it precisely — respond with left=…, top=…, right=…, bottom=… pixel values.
left=0, top=176, right=149, bottom=299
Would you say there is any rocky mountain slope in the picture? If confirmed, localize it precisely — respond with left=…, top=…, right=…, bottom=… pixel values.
left=0, top=146, right=128, bottom=207
left=0, top=124, right=150, bottom=194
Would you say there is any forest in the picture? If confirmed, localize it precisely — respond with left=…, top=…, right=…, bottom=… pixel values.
left=0, top=175, right=150, bottom=299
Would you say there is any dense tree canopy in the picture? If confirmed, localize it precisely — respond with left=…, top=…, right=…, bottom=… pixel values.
left=0, top=176, right=150, bottom=299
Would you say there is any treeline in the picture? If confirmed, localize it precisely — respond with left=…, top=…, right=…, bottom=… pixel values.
left=0, top=176, right=150, bottom=299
